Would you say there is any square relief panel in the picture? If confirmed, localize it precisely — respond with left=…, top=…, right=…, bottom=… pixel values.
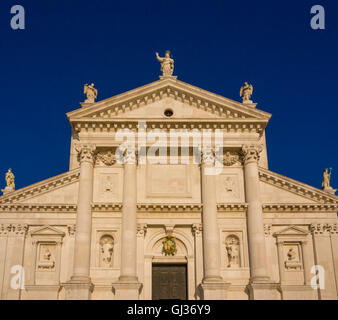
left=146, top=164, right=192, bottom=198
left=93, top=168, right=122, bottom=202
left=217, top=173, right=242, bottom=202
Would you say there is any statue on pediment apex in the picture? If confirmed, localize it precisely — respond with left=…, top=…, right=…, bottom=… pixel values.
left=83, top=83, right=98, bottom=103
left=156, top=50, right=174, bottom=77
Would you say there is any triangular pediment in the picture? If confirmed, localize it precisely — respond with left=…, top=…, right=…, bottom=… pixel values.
left=0, top=169, right=80, bottom=205
left=259, top=168, right=338, bottom=205
left=67, top=78, right=271, bottom=122
left=30, top=225, right=65, bottom=236
left=274, top=225, right=309, bottom=236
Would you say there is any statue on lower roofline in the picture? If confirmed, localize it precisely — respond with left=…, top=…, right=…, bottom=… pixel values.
left=1, top=168, right=15, bottom=195
left=83, top=83, right=98, bottom=104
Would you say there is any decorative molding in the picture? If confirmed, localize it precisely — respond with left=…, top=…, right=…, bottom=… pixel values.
left=71, top=119, right=266, bottom=135
left=96, top=150, right=116, bottom=166
left=241, top=144, right=263, bottom=164
left=264, top=224, right=272, bottom=236
left=75, top=143, right=96, bottom=164
left=191, top=223, right=202, bottom=236
left=67, top=224, right=76, bottom=236
left=259, top=168, right=338, bottom=204
left=136, top=203, right=202, bottom=213
left=223, top=151, right=240, bottom=166
left=216, top=203, right=248, bottom=212
left=0, top=169, right=80, bottom=204
left=91, top=203, right=122, bottom=212
left=137, top=223, right=147, bottom=237
left=0, top=204, right=77, bottom=213
left=262, top=203, right=338, bottom=213
left=1, top=223, right=29, bottom=236
left=309, top=223, right=338, bottom=235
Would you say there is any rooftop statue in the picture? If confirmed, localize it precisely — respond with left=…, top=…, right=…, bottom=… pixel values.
left=156, top=50, right=174, bottom=77
left=1, top=168, right=15, bottom=195
left=322, top=168, right=336, bottom=195
left=83, top=83, right=98, bottom=103
left=240, top=82, right=253, bottom=104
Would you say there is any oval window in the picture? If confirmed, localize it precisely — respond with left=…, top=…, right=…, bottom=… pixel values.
left=164, top=109, right=174, bottom=117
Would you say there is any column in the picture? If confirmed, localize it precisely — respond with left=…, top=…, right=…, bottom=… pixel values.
left=242, top=145, right=277, bottom=299
left=192, top=224, right=203, bottom=299
left=276, top=240, right=285, bottom=284
left=200, top=150, right=229, bottom=300
left=2, top=224, right=28, bottom=300
left=64, top=143, right=96, bottom=300
left=301, top=240, right=311, bottom=286
left=112, top=148, right=141, bottom=299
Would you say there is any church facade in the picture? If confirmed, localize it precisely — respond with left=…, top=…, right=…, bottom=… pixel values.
left=0, top=58, right=337, bottom=300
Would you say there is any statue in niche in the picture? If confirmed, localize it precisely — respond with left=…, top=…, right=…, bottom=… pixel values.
left=100, top=236, right=114, bottom=267
left=226, top=236, right=240, bottom=267
left=156, top=50, right=174, bottom=77
left=239, top=82, right=253, bottom=103
left=83, top=83, right=98, bottom=103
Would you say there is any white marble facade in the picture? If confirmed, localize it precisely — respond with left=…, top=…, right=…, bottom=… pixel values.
left=0, top=76, right=337, bottom=300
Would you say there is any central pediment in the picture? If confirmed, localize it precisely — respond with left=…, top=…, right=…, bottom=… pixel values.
left=67, top=78, right=271, bottom=125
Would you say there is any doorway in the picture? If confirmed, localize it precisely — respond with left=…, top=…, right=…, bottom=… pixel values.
left=152, top=264, right=187, bottom=300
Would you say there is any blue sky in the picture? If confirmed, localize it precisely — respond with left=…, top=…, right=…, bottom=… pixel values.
left=0, top=0, right=337, bottom=191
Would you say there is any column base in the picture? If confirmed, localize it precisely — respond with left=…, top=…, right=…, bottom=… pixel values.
left=200, top=278, right=230, bottom=300
left=62, top=277, right=94, bottom=300
left=24, top=285, right=61, bottom=300
left=279, top=285, right=317, bottom=300
left=247, top=280, right=280, bottom=300
left=112, top=280, right=142, bottom=300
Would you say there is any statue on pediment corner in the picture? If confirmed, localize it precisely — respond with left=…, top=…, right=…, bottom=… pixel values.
left=240, top=82, right=253, bottom=104
left=83, top=83, right=98, bottom=104
left=1, top=168, right=15, bottom=195
left=156, top=50, right=174, bottom=77
left=322, top=168, right=336, bottom=194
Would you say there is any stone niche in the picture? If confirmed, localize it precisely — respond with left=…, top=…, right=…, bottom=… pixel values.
left=29, top=226, right=65, bottom=286
left=273, top=226, right=309, bottom=285
left=95, top=231, right=118, bottom=269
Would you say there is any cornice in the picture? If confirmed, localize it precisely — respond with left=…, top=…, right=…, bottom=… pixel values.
left=136, top=203, right=202, bottom=213
left=0, top=169, right=80, bottom=204
left=71, top=119, right=267, bottom=135
left=216, top=203, right=248, bottom=212
left=259, top=167, right=338, bottom=204
left=262, top=203, right=338, bottom=213
left=0, top=204, right=77, bottom=213
left=91, top=203, right=122, bottom=212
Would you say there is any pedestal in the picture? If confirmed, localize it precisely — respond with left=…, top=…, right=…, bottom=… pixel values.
left=247, top=281, right=280, bottom=300
left=200, top=279, right=230, bottom=300
left=63, top=279, right=94, bottom=300
left=112, top=281, right=142, bottom=300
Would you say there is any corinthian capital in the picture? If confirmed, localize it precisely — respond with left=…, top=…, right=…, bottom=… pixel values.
left=241, top=144, right=263, bottom=164
left=75, top=143, right=96, bottom=164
